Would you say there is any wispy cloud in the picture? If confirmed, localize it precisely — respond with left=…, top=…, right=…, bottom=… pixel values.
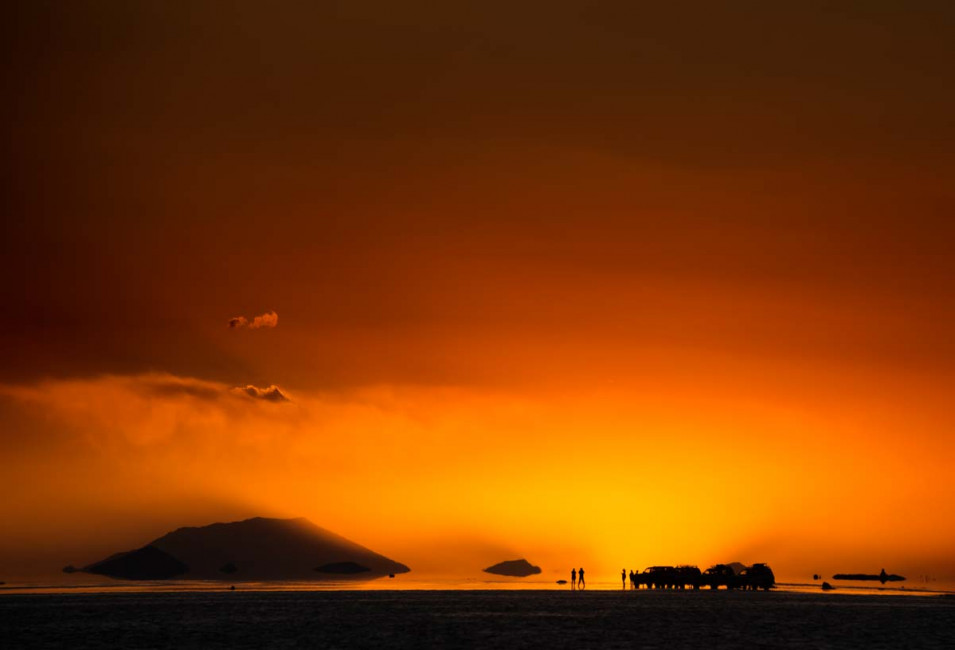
left=142, top=376, right=223, bottom=401
left=0, top=373, right=291, bottom=418
left=228, top=311, right=278, bottom=329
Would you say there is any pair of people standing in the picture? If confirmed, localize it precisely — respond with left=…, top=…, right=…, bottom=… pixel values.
left=570, top=567, right=585, bottom=589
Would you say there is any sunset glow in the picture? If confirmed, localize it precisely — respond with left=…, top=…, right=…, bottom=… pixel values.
left=2, top=1, right=954, bottom=593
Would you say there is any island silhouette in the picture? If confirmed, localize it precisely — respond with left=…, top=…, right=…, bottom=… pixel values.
left=78, top=517, right=410, bottom=580
left=832, top=569, right=905, bottom=584
left=483, top=559, right=542, bottom=577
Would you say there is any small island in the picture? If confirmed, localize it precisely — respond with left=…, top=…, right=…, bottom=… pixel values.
left=832, top=569, right=905, bottom=584
left=483, top=559, right=542, bottom=577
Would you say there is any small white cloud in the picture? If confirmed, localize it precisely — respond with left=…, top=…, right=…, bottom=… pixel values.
left=249, top=311, right=278, bottom=329
left=228, top=311, right=277, bottom=329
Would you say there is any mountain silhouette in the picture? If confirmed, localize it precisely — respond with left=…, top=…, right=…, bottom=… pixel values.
left=483, top=559, right=542, bottom=577
left=725, top=562, right=747, bottom=575
left=85, top=545, right=188, bottom=580
left=83, top=517, right=410, bottom=580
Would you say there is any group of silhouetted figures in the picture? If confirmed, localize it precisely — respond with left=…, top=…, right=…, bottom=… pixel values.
left=626, top=569, right=649, bottom=589
left=625, top=569, right=639, bottom=589
left=570, top=567, right=586, bottom=589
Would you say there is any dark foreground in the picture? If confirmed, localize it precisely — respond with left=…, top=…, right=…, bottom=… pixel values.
left=3, top=589, right=954, bottom=649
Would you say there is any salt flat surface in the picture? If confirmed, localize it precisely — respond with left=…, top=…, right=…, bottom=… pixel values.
left=3, top=589, right=954, bottom=649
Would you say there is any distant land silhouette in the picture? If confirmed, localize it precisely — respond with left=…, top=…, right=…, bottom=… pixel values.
left=86, top=545, right=188, bottom=580
left=724, top=562, right=747, bottom=575
left=80, top=517, right=410, bottom=580
left=483, top=559, right=542, bottom=577
left=832, top=569, right=905, bottom=584
left=315, top=561, right=371, bottom=574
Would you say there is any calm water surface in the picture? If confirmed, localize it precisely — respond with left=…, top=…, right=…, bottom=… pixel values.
left=3, top=589, right=954, bottom=649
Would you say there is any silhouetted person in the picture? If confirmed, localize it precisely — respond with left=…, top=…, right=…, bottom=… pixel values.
left=578, top=567, right=585, bottom=589
left=571, top=568, right=576, bottom=590
left=629, top=570, right=636, bottom=590
left=622, top=569, right=626, bottom=589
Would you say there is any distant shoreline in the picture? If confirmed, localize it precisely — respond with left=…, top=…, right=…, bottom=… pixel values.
left=1, top=580, right=952, bottom=598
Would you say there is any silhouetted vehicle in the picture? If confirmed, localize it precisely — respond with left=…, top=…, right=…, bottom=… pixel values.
left=636, top=566, right=702, bottom=590
left=637, top=566, right=673, bottom=589
left=676, top=565, right=702, bottom=590
left=700, top=564, right=740, bottom=590
left=738, top=563, right=775, bottom=590
left=637, top=564, right=775, bottom=591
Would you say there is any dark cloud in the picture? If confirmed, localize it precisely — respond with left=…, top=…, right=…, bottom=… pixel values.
left=228, top=316, right=248, bottom=329
left=233, top=385, right=289, bottom=402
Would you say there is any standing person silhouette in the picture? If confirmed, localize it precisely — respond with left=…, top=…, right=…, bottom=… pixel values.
left=571, top=568, right=576, bottom=590
left=622, top=569, right=626, bottom=589
left=578, top=567, right=585, bottom=589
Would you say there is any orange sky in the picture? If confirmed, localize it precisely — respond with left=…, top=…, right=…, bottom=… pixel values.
left=1, top=1, right=954, bottom=587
